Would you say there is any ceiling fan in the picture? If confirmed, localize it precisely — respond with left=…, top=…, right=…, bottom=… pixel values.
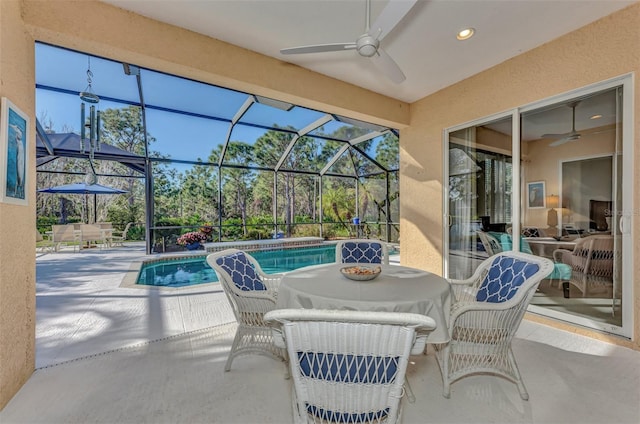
left=279, top=0, right=418, bottom=83
left=543, top=101, right=582, bottom=146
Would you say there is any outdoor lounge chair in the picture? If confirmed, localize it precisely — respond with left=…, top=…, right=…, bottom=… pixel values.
left=436, top=251, right=554, bottom=400
left=79, top=224, right=108, bottom=249
left=335, top=239, right=389, bottom=265
left=110, top=222, right=133, bottom=247
left=49, top=224, right=81, bottom=252
left=265, top=308, right=436, bottom=424
left=206, top=248, right=285, bottom=371
left=36, top=229, right=56, bottom=253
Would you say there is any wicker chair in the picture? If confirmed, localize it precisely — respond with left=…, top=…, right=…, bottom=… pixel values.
left=335, top=239, right=389, bottom=265
left=553, top=235, right=614, bottom=296
left=264, top=309, right=436, bottom=424
left=436, top=251, right=554, bottom=400
left=206, top=249, right=286, bottom=371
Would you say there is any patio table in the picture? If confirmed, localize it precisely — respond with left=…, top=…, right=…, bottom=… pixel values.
left=276, top=263, right=452, bottom=344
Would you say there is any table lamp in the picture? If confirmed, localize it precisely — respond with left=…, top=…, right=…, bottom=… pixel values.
left=547, top=195, right=559, bottom=228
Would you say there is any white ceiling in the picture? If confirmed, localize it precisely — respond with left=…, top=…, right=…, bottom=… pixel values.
left=101, top=0, right=634, bottom=104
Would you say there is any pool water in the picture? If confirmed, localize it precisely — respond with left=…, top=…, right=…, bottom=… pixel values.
left=137, top=244, right=337, bottom=288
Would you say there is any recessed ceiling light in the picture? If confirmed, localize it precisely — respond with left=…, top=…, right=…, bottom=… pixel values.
left=457, top=28, right=475, bottom=41
left=590, top=114, right=603, bottom=120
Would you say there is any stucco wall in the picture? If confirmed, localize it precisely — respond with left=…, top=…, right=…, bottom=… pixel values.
left=401, top=3, right=639, bottom=349
left=0, top=0, right=36, bottom=410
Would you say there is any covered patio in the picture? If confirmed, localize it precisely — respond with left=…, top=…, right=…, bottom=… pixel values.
left=1, top=0, right=639, bottom=418
left=1, top=245, right=638, bottom=423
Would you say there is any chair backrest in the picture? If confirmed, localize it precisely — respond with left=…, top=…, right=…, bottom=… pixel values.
left=121, top=222, right=133, bottom=238
left=79, top=224, right=103, bottom=240
left=206, top=249, right=267, bottom=292
left=568, top=235, right=614, bottom=277
left=51, top=224, right=77, bottom=242
left=264, top=309, right=436, bottom=424
left=473, top=251, right=554, bottom=304
left=477, top=231, right=502, bottom=256
left=36, top=229, right=43, bottom=242
left=96, top=222, right=113, bottom=229
left=336, top=239, right=389, bottom=265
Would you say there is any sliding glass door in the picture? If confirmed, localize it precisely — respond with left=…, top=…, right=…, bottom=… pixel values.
left=444, top=75, right=633, bottom=338
left=445, top=114, right=513, bottom=280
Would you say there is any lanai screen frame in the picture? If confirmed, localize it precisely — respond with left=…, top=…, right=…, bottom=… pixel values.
left=35, top=43, right=399, bottom=253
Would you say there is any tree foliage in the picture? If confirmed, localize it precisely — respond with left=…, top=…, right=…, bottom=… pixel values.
left=36, top=108, right=399, bottom=243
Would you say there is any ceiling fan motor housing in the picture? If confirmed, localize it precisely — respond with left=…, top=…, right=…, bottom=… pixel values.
left=356, top=34, right=379, bottom=57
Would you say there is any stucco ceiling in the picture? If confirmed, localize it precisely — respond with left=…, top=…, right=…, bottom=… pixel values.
left=101, top=0, right=634, bottom=104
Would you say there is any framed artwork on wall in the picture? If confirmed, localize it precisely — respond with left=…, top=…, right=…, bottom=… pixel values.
left=527, top=181, right=545, bottom=209
left=0, top=97, right=29, bottom=206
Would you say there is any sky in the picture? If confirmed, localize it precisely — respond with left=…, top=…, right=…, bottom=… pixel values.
left=35, top=43, right=395, bottom=173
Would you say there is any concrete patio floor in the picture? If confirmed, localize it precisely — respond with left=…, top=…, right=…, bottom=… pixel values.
left=1, top=243, right=638, bottom=423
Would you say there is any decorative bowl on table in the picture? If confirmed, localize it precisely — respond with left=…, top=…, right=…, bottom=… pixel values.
left=340, top=265, right=382, bottom=281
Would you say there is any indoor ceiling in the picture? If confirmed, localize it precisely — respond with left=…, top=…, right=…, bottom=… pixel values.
left=101, top=0, right=634, bottom=104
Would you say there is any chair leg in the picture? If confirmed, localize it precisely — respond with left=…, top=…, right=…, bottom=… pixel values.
left=508, top=348, right=529, bottom=401
left=434, top=344, right=451, bottom=398
left=225, top=330, right=243, bottom=372
left=404, top=378, right=416, bottom=403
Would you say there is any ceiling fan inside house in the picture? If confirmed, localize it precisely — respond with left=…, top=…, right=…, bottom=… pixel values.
left=543, top=101, right=582, bottom=146
left=280, top=0, right=417, bottom=83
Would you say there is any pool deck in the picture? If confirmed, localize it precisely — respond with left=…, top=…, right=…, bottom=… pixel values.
left=35, top=241, right=400, bottom=367
left=3, top=242, right=637, bottom=423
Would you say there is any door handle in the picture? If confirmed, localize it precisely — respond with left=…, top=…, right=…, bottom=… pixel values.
left=618, top=214, right=630, bottom=234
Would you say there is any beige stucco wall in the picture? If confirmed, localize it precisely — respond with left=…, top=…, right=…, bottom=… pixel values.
left=0, top=0, right=37, bottom=411
left=401, top=3, right=640, bottom=349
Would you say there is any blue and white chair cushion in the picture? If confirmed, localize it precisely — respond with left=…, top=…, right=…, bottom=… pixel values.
left=341, top=242, right=383, bottom=264
left=476, top=255, right=540, bottom=303
left=298, top=351, right=399, bottom=422
left=216, top=252, right=266, bottom=291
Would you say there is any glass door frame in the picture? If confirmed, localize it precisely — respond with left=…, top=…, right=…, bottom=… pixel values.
left=443, top=74, right=634, bottom=338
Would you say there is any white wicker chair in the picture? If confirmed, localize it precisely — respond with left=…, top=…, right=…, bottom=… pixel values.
left=335, top=239, right=389, bottom=265
left=553, top=235, right=614, bottom=296
left=206, top=249, right=286, bottom=371
left=265, top=309, right=436, bottom=424
left=436, top=251, right=554, bottom=400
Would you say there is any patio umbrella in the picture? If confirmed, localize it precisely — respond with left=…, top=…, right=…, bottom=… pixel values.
left=38, top=183, right=127, bottom=224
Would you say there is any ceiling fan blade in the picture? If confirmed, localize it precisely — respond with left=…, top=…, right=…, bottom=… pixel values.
left=368, top=0, right=418, bottom=41
left=541, top=132, right=569, bottom=139
left=280, top=43, right=357, bottom=55
left=371, top=48, right=405, bottom=83
left=549, top=134, right=581, bottom=147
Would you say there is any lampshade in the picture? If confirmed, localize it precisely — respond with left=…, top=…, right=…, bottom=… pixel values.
left=547, top=195, right=559, bottom=209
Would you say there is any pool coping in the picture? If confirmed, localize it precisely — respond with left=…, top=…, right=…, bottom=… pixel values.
left=121, top=237, right=329, bottom=290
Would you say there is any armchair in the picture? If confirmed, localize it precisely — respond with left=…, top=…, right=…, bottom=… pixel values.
left=553, top=235, right=614, bottom=298
left=206, top=249, right=285, bottom=371
left=265, top=309, right=436, bottom=424
left=436, top=251, right=554, bottom=400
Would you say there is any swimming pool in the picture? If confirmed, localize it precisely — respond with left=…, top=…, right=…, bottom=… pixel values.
left=137, top=244, right=336, bottom=288
left=135, top=243, right=398, bottom=288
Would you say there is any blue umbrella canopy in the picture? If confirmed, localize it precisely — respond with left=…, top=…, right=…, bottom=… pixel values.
left=38, top=183, right=127, bottom=195
left=38, top=183, right=127, bottom=224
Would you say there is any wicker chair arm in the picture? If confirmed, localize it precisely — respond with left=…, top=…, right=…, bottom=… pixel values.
left=553, top=248, right=572, bottom=264
left=231, top=286, right=278, bottom=303
left=260, top=273, right=284, bottom=289
left=448, top=268, right=488, bottom=303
